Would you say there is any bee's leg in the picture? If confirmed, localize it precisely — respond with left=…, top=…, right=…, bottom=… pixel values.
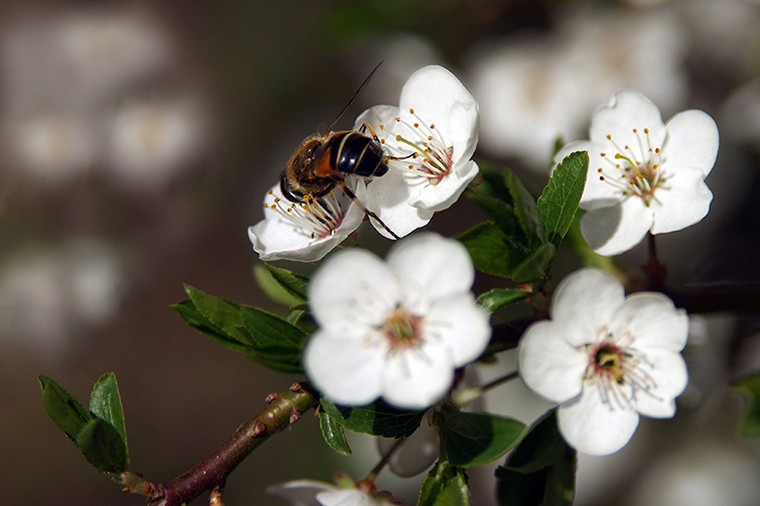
left=337, top=180, right=400, bottom=240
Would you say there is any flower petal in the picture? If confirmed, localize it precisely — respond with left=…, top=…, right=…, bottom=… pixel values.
left=632, top=347, right=688, bottom=418
left=649, top=166, right=713, bottom=234
left=308, top=249, right=399, bottom=329
left=425, top=293, right=491, bottom=366
left=611, top=292, right=689, bottom=352
left=664, top=109, right=719, bottom=177
left=410, top=159, right=480, bottom=212
left=364, top=167, right=433, bottom=239
left=303, top=329, right=386, bottom=406
left=316, top=489, right=378, bottom=506
left=558, top=384, right=641, bottom=455
left=382, top=342, right=455, bottom=409
left=267, top=480, right=336, bottom=506
left=387, top=233, right=474, bottom=301
left=248, top=182, right=366, bottom=262
left=580, top=197, right=654, bottom=256
left=589, top=90, right=666, bottom=148
left=551, top=268, right=625, bottom=344
left=398, top=65, right=480, bottom=163
left=518, top=320, right=587, bottom=403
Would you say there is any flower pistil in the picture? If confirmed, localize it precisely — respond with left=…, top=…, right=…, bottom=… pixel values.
left=596, top=128, right=668, bottom=206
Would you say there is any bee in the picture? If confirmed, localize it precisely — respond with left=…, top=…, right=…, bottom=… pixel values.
left=279, top=63, right=400, bottom=240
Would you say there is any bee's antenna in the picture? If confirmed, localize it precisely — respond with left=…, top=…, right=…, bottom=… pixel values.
left=336, top=180, right=400, bottom=240
left=325, top=61, right=384, bottom=134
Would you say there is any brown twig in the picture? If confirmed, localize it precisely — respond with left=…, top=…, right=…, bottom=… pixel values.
left=125, top=382, right=319, bottom=506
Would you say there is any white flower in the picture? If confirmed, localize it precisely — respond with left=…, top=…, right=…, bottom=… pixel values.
left=248, top=180, right=367, bottom=263
left=469, top=38, right=591, bottom=170
left=355, top=65, right=480, bottom=239
left=518, top=268, right=689, bottom=455
left=555, top=89, right=718, bottom=256
left=303, top=233, right=490, bottom=410
left=106, top=97, right=210, bottom=187
left=266, top=480, right=384, bottom=506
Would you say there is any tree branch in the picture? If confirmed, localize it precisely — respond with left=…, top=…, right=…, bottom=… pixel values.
left=123, top=382, right=319, bottom=506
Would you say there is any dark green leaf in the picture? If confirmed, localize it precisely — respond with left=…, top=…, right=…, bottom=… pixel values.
left=439, top=404, right=525, bottom=468
left=496, top=409, right=576, bottom=506
left=505, top=170, right=546, bottom=247
left=476, top=289, right=531, bottom=313
left=89, top=373, right=128, bottom=465
left=418, top=460, right=471, bottom=506
left=537, top=151, right=588, bottom=248
left=240, top=305, right=308, bottom=349
left=76, top=418, right=128, bottom=473
left=319, top=410, right=352, bottom=456
left=456, top=222, right=528, bottom=279
left=184, top=284, right=250, bottom=343
left=731, top=372, right=760, bottom=437
left=467, top=192, right=521, bottom=238
left=39, top=375, right=91, bottom=443
left=173, top=286, right=308, bottom=374
left=474, top=160, right=512, bottom=202
left=253, top=264, right=303, bottom=306
left=511, top=242, right=556, bottom=285
left=320, top=398, right=425, bottom=438
left=264, top=264, right=310, bottom=303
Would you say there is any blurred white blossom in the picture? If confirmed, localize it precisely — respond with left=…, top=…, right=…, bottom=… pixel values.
left=0, top=239, right=126, bottom=360
left=469, top=8, right=687, bottom=172
left=105, top=97, right=210, bottom=186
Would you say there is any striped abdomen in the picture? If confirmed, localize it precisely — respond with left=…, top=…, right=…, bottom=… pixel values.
left=328, top=131, right=388, bottom=178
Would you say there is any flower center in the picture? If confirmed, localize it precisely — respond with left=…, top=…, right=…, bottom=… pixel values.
left=378, top=108, right=454, bottom=185
left=264, top=189, right=346, bottom=240
left=595, top=128, right=668, bottom=206
left=582, top=330, right=660, bottom=411
left=381, top=305, right=423, bottom=350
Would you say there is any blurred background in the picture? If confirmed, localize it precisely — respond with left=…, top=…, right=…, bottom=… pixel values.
left=1, top=0, right=759, bottom=504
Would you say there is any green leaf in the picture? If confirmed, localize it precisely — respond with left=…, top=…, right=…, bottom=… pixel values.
left=456, top=222, right=528, bottom=279
left=89, top=373, right=128, bottom=465
left=732, top=372, right=760, bottom=437
left=474, top=159, right=512, bottom=202
left=39, top=375, right=91, bottom=443
left=320, top=398, right=426, bottom=439
left=511, top=242, right=556, bottom=285
left=318, top=410, right=352, bottom=456
left=537, top=151, right=588, bottom=248
left=467, top=192, right=521, bottom=238
left=476, top=289, right=531, bottom=313
left=76, top=418, right=129, bottom=473
left=439, top=404, right=525, bottom=468
left=505, top=170, right=547, bottom=247
left=496, top=409, right=576, bottom=506
left=183, top=284, right=251, bottom=343
left=173, top=286, right=308, bottom=374
left=418, top=460, right=471, bottom=506
left=265, top=264, right=310, bottom=303
left=253, top=264, right=304, bottom=306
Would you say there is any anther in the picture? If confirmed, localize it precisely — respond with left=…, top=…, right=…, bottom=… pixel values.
left=413, top=123, right=419, bottom=128
left=409, top=108, right=414, bottom=113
